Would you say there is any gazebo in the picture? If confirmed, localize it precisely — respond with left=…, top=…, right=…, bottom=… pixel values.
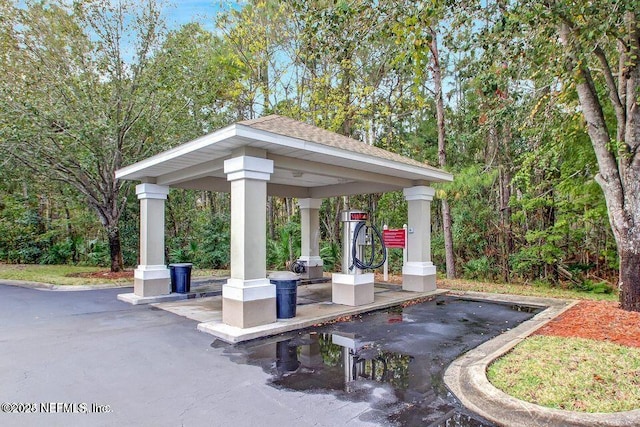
left=115, top=115, right=453, bottom=329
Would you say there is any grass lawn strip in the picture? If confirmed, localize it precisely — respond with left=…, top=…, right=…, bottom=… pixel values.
left=0, top=264, right=232, bottom=286
left=0, top=264, right=132, bottom=286
left=0, top=265, right=617, bottom=302
left=442, top=278, right=618, bottom=302
left=488, top=335, right=640, bottom=413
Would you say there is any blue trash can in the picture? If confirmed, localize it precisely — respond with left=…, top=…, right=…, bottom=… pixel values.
left=170, top=263, right=192, bottom=293
left=276, top=340, right=300, bottom=373
left=269, top=272, right=299, bottom=319
left=169, top=265, right=177, bottom=292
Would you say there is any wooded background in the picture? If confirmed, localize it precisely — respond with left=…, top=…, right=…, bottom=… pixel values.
left=1, top=0, right=638, bottom=306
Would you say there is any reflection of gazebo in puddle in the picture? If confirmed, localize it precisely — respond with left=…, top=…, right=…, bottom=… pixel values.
left=331, top=332, right=413, bottom=392
left=272, top=332, right=412, bottom=393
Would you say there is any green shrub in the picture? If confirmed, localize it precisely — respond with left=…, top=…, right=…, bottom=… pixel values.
left=462, top=256, right=495, bottom=281
left=40, top=238, right=75, bottom=265
left=79, top=238, right=110, bottom=267
left=267, top=221, right=300, bottom=270
left=196, top=214, right=230, bottom=269
left=320, top=241, right=341, bottom=272
left=572, top=279, right=614, bottom=294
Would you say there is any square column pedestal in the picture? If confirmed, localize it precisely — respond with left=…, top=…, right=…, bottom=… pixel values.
left=134, top=183, right=170, bottom=297
left=222, top=278, right=276, bottom=328
left=297, top=198, right=324, bottom=280
left=402, top=262, right=437, bottom=292
left=222, top=153, right=276, bottom=329
left=296, top=256, right=324, bottom=280
left=134, top=264, right=171, bottom=297
left=332, top=273, right=375, bottom=306
left=402, top=186, right=437, bottom=292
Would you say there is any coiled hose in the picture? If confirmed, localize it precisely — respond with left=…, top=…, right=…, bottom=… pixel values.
left=350, top=221, right=387, bottom=271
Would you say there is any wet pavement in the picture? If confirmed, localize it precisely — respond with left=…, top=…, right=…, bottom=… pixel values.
left=1, top=284, right=380, bottom=426
left=1, top=281, right=559, bottom=426
left=216, top=295, right=542, bottom=426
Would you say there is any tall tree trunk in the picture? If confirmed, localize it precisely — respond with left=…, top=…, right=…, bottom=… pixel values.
left=285, top=197, right=295, bottom=262
left=88, top=204, right=124, bottom=272
left=499, top=118, right=514, bottom=282
left=107, top=223, right=123, bottom=272
left=61, top=191, right=77, bottom=263
left=559, top=21, right=640, bottom=311
left=499, top=166, right=512, bottom=282
left=88, top=185, right=125, bottom=273
left=268, top=196, right=276, bottom=240
left=620, top=249, right=640, bottom=311
left=430, top=29, right=456, bottom=279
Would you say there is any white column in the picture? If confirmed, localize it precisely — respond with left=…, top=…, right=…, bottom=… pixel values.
left=297, top=198, right=323, bottom=279
left=222, top=155, right=276, bottom=328
left=402, top=186, right=437, bottom=292
left=134, top=183, right=170, bottom=297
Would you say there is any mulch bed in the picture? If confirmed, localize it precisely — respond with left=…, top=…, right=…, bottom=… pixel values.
left=68, top=270, right=135, bottom=280
left=533, top=300, right=640, bottom=348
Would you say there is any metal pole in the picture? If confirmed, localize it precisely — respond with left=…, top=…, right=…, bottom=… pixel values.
left=402, top=224, right=408, bottom=268
left=383, top=224, right=388, bottom=282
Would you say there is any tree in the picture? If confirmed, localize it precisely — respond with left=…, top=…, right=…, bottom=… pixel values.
left=217, top=1, right=294, bottom=120
left=153, top=22, right=241, bottom=137
left=385, top=2, right=457, bottom=278
left=430, top=29, right=457, bottom=279
left=472, top=0, right=640, bottom=310
left=0, top=0, right=177, bottom=271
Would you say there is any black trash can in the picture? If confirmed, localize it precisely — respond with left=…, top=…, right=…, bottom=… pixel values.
left=170, top=263, right=192, bottom=293
left=269, top=271, right=300, bottom=319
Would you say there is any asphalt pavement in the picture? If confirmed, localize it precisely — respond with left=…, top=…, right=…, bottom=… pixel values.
left=0, top=284, right=377, bottom=427
left=6, top=282, right=633, bottom=427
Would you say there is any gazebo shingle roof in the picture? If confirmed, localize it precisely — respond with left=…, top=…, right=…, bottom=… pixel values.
left=240, top=115, right=440, bottom=172
left=115, top=114, right=452, bottom=197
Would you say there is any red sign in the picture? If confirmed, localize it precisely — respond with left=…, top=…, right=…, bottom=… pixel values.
left=350, top=212, right=368, bottom=221
left=383, top=229, right=406, bottom=248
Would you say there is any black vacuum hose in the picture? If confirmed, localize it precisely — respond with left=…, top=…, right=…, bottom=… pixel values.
left=350, top=221, right=387, bottom=271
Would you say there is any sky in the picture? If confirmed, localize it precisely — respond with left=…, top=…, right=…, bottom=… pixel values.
left=162, top=0, right=239, bottom=31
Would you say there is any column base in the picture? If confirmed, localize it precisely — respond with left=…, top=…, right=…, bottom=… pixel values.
left=299, top=334, right=323, bottom=367
left=296, top=256, right=324, bottom=280
left=299, top=265, right=324, bottom=280
left=134, top=265, right=170, bottom=297
left=331, top=273, right=374, bottom=306
left=402, top=262, right=437, bottom=292
left=222, top=279, right=276, bottom=328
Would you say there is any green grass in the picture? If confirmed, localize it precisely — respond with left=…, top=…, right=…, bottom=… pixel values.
left=488, top=335, right=640, bottom=412
left=0, top=264, right=230, bottom=286
left=192, top=268, right=229, bottom=278
left=0, top=264, right=617, bottom=301
left=441, top=278, right=619, bottom=302
left=0, top=264, right=132, bottom=286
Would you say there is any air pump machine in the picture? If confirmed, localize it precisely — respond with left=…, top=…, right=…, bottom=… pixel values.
left=332, top=210, right=386, bottom=306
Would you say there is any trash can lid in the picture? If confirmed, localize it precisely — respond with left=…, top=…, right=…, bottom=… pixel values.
left=169, top=263, right=193, bottom=267
left=268, top=271, right=299, bottom=280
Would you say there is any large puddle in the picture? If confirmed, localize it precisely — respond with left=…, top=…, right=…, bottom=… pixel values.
left=215, top=295, right=542, bottom=426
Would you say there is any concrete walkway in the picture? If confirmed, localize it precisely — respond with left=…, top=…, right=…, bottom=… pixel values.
left=443, top=291, right=640, bottom=427
left=153, top=282, right=448, bottom=343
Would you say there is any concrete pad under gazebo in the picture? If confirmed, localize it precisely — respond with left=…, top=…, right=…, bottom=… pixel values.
left=115, top=115, right=453, bottom=330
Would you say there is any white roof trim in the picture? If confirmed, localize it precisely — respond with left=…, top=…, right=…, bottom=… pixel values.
left=115, top=120, right=453, bottom=186
left=115, top=124, right=237, bottom=180
left=234, top=125, right=452, bottom=182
